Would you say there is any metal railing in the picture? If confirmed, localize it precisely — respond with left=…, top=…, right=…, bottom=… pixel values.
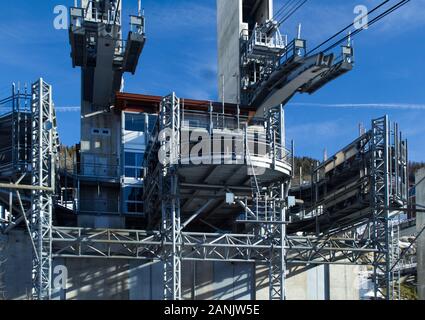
left=278, top=38, right=306, bottom=66
left=82, top=0, right=121, bottom=25
left=61, top=162, right=120, bottom=179
left=78, top=199, right=121, bottom=215
left=248, top=29, right=286, bottom=54
left=148, top=108, right=293, bottom=168
left=179, top=130, right=291, bottom=167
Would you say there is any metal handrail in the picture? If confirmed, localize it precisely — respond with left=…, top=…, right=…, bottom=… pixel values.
left=278, top=39, right=306, bottom=66
left=179, top=129, right=292, bottom=166
left=61, top=162, right=121, bottom=178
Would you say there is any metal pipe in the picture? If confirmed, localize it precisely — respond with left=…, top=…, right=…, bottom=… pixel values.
left=180, top=183, right=251, bottom=191
left=181, top=199, right=215, bottom=229
left=0, top=183, right=53, bottom=192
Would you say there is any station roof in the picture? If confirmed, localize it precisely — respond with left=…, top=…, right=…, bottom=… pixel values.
left=115, top=92, right=257, bottom=116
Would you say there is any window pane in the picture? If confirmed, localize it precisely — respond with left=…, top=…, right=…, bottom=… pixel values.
left=148, top=114, right=158, bottom=133
left=124, top=186, right=143, bottom=201
left=126, top=202, right=136, bottom=213
left=125, top=113, right=145, bottom=132
left=125, top=168, right=135, bottom=178
left=125, top=152, right=136, bottom=167
left=135, top=168, right=143, bottom=179
left=136, top=153, right=145, bottom=165
left=126, top=201, right=144, bottom=213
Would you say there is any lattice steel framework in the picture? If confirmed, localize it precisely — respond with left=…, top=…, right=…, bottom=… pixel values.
left=245, top=106, right=290, bottom=300
left=38, top=94, right=406, bottom=301
left=269, top=107, right=287, bottom=300
left=370, top=116, right=399, bottom=300
left=51, top=227, right=378, bottom=264
left=266, top=184, right=288, bottom=300
left=160, top=93, right=182, bottom=300
left=30, top=79, right=55, bottom=300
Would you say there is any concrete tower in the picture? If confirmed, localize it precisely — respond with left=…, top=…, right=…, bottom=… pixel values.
left=69, top=0, right=145, bottom=225
left=217, top=0, right=273, bottom=104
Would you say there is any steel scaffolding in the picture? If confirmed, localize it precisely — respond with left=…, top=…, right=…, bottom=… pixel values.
left=370, top=116, right=391, bottom=299
left=48, top=101, right=407, bottom=301
left=1, top=87, right=408, bottom=300
left=293, top=115, right=408, bottom=299
left=0, top=79, right=57, bottom=300
left=30, top=79, right=56, bottom=300
left=160, top=94, right=182, bottom=300
left=369, top=116, right=407, bottom=300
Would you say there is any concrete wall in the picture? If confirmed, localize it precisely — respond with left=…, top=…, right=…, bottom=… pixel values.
left=50, top=260, right=254, bottom=300
left=80, top=101, right=121, bottom=172
left=328, top=265, right=362, bottom=300
left=79, top=100, right=122, bottom=220
left=1, top=230, right=32, bottom=300
left=255, top=263, right=360, bottom=300
left=53, top=258, right=137, bottom=300
left=416, top=168, right=425, bottom=300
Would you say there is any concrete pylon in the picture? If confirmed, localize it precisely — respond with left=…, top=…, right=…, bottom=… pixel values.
left=217, top=0, right=273, bottom=104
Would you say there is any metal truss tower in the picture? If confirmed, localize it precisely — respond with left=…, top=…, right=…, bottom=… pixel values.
left=30, top=79, right=55, bottom=300
left=265, top=183, right=289, bottom=300
left=160, top=94, right=182, bottom=300
left=253, top=106, right=290, bottom=300
left=370, top=116, right=404, bottom=300
left=370, top=116, right=391, bottom=299
left=46, top=106, right=407, bottom=301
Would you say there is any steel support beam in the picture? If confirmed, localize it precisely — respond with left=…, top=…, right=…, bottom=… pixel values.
left=370, top=116, right=397, bottom=300
left=51, top=227, right=378, bottom=267
left=30, top=79, right=55, bottom=300
left=160, top=93, right=182, bottom=300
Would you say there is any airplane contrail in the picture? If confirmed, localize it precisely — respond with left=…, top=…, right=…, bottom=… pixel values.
left=288, top=103, right=425, bottom=110
left=55, top=106, right=81, bottom=112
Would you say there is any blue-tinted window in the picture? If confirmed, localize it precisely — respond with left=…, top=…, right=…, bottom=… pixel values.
left=125, top=152, right=144, bottom=167
left=124, top=152, right=144, bottom=179
left=148, top=114, right=158, bottom=134
left=125, top=113, right=145, bottom=132
left=123, top=186, right=144, bottom=214
left=125, top=152, right=136, bottom=167
left=124, top=186, right=143, bottom=202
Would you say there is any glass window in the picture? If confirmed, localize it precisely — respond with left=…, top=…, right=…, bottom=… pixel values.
left=124, top=186, right=143, bottom=202
left=125, top=152, right=136, bottom=167
left=148, top=114, right=158, bottom=134
left=125, top=113, right=145, bottom=132
left=124, top=152, right=144, bottom=179
left=125, top=168, right=136, bottom=178
left=123, top=186, right=144, bottom=214
left=136, top=153, right=145, bottom=165
left=125, top=152, right=144, bottom=167
left=126, top=202, right=144, bottom=214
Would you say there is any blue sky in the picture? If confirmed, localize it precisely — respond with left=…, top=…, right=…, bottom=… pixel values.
left=0, top=0, right=424, bottom=161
